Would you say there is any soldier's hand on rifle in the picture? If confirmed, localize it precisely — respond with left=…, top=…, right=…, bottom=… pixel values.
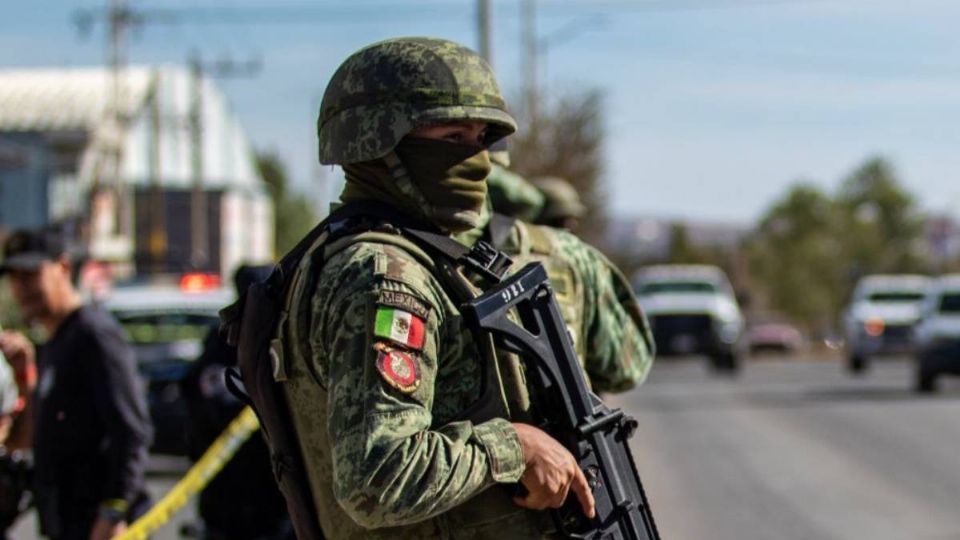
left=511, top=423, right=596, bottom=519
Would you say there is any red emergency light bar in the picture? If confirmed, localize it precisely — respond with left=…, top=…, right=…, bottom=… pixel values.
left=180, top=272, right=222, bottom=292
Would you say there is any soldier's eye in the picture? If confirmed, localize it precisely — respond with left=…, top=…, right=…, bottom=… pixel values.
left=443, top=132, right=465, bottom=143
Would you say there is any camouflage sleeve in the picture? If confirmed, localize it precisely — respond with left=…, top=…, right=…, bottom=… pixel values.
left=559, top=233, right=655, bottom=393
left=318, top=247, right=524, bottom=529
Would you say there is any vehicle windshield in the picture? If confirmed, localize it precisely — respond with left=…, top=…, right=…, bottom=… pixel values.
left=867, top=291, right=925, bottom=303
left=939, top=294, right=960, bottom=314
left=638, top=282, right=716, bottom=295
left=114, top=312, right=217, bottom=345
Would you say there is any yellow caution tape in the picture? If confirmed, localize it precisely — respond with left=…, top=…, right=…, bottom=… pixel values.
left=117, top=406, right=261, bottom=540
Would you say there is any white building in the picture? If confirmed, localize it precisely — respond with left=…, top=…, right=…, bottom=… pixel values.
left=0, top=65, right=273, bottom=279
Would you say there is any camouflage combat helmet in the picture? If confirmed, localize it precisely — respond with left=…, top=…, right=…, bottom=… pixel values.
left=534, top=176, right=587, bottom=221
left=318, top=37, right=517, bottom=165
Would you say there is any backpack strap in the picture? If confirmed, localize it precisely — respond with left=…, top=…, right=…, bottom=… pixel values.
left=486, top=213, right=517, bottom=251
left=220, top=201, right=421, bottom=345
left=403, top=228, right=513, bottom=284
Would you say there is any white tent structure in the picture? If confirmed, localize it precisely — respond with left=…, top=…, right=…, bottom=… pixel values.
left=0, top=66, right=273, bottom=278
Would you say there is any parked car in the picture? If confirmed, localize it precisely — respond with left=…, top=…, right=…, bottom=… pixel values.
left=747, top=316, right=804, bottom=355
left=634, top=265, right=745, bottom=371
left=843, top=274, right=930, bottom=373
left=101, top=274, right=234, bottom=455
left=913, top=275, right=960, bottom=393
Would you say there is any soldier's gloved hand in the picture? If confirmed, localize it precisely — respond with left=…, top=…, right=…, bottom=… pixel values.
left=511, top=423, right=596, bottom=519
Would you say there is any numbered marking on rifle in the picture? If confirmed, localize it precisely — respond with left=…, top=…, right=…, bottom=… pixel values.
left=500, top=282, right=526, bottom=303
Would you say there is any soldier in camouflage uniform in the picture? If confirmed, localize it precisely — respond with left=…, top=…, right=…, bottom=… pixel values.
left=531, top=176, right=587, bottom=231
left=280, top=37, right=653, bottom=539
left=460, top=205, right=652, bottom=394
left=460, top=145, right=650, bottom=391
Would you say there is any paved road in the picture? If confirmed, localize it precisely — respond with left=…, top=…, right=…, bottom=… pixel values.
left=610, top=354, right=960, bottom=540
left=11, top=354, right=960, bottom=539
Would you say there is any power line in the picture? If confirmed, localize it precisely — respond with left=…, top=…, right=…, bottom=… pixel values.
left=73, top=0, right=831, bottom=30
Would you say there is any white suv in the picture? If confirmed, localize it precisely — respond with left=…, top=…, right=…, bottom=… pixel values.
left=843, top=274, right=930, bottom=373
left=913, top=275, right=960, bottom=392
left=634, top=265, right=744, bottom=372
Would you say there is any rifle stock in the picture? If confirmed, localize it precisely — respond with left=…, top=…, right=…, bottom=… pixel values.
left=462, top=262, right=661, bottom=540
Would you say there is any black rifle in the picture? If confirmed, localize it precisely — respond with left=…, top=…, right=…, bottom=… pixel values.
left=462, top=262, right=661, bottom=540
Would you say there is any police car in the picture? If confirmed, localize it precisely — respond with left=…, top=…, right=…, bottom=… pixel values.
left=100, top=274, right=235, bottom=455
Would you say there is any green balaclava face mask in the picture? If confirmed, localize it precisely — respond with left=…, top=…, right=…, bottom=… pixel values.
left=393, top=137, right=492, bottom=233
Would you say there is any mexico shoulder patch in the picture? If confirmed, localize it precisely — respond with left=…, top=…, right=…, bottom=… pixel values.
left=374, top=305, right=426, bottom=350
left=375, top=347, right=420, bottom=394
left=376, top=290, right=430, bottom=320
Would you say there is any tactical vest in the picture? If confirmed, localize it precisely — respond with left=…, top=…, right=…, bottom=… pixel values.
left=498, top=220, right=588, bottom=363
left=274, top=213, right=550, bottom=539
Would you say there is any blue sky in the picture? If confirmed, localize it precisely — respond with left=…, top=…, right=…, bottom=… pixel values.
left=2, top=0, right=959, bottom=223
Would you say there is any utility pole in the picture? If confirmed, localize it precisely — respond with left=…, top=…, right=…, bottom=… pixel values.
left=187, top=54, right=261, bottom=271
left=189, top=53, right=208, bottom=271
left=146, top=75, right=166, bottom=274
left=70, top=0, right=144, bottom=271
left=107, top=0, right=129, bottom=194
left=105, top=0, right=132, bottom=265
left=73, top=3, right=260, bottom=275
left=522, top=0, right=538, bottom=125
left=477, top=0, right=492, bottom=66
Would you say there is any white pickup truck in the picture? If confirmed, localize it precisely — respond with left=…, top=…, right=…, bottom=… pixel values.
left=634, top=265, right=745, bottom=372
left=843, top=274, right=930, bottom=373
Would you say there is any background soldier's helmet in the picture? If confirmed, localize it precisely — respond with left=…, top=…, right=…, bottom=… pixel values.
left=488, top=138, right=511, bottom=168
left=533, top=176, right=588, bottom=221
left=318, top=37, right=517, bottom=165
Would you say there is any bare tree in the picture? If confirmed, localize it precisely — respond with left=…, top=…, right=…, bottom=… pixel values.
left=510, top=89, right=607, bottom=242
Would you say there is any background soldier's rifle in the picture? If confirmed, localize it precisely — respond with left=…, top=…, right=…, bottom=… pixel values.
left=462, top=262, right=661, bottom=540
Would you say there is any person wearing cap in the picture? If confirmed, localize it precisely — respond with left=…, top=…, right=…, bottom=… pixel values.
left=0, top=229, right=152, bottom=540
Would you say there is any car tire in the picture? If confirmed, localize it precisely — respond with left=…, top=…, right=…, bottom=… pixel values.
left=915, top=369, right=937, bottom=393
left=847, top=354, right=868, bottom=374
left=711, top=352, right=741, bottom=374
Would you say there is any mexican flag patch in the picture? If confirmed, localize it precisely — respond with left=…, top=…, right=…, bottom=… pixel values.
left=374, top=307, right=426, bottom=350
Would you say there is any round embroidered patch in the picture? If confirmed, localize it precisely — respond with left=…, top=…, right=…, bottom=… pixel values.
left=376, top=349, right=420, bottom=394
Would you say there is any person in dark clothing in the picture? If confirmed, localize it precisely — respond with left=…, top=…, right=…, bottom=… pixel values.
left=0, top=229, right=152, bottom=540
left=181, top=264, right=293, bottom=540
